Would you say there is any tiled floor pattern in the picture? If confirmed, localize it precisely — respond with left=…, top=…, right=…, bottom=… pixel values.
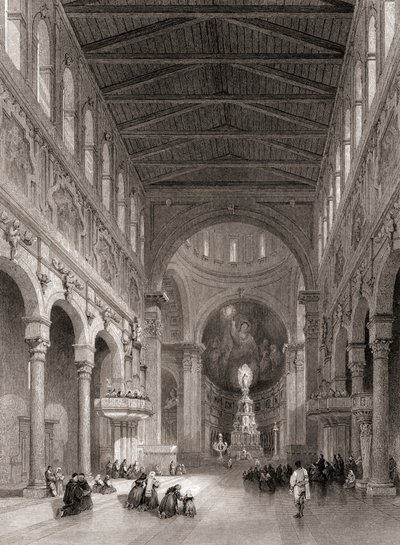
left=1, top=465, right=400, bottom=544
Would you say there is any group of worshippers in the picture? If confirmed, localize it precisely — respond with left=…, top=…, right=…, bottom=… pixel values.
left=55, top=473, right=93, bottom=518
left=242, top=459, right=310, bottom=518
left=45, top=466, right=65, bottom=497
left=125, top=472, right=196, bottom=518
left=107, top=459, right=162, bottom=480
left=307, top=453, right=363, bottom=488
left=106, top=386, right=150, bottom=401
left=242, top=459, right=293, bottom=492
left=169, top=460, right=187, bottom=476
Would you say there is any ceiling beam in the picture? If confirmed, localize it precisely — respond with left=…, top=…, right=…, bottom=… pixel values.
left=249, top=138, right=323, bottom=161
left=105, top=93, right=335, bottom=104
left=227, top=18, right=346, bottom=53
left=118, top=104, right=202, bottom=131
left=268, top=168, right=317, bottom=187
left=81, top=17, right=199, bottom=53
left=128, top=138, right=195, bottom=160
left=86, top=52, right=344, bottom=65
left=240, top=103, right=328, bottom=130
left=135, top=160, right=320, bottom=167
left=144, top=166, right=206, bottom=185
left=121, top=130, right=328, bottom=138
left=64, top=3, right=353, bottom=18
left=101, top=64, right=197, bottom=94
left=231, top=63, right=336, bottom=95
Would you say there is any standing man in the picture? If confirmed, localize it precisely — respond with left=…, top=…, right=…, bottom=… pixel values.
left=289, top=460, right=310, bottom=518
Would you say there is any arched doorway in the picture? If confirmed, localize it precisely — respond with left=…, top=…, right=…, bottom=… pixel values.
left=45, top=305, right=78, bottom=475
left=0, top=271, right=30, bottom=484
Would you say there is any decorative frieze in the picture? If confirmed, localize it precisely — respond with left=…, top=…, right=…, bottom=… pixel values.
left=52, top=258, right=84, bottom=301
left=144, top=318, right=163, bottom=339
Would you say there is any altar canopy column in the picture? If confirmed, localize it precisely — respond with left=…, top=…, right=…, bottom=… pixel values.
left=23, top=319, right=51, bottom=498
left=285, top=343, right=306, bottom=454
left=182, top=344, right=203, bottom=466
left=367, top=315, right=395, bottom=496
left=299, top=291, right=320, bottom=450
left=144, top=292, right=168, bottom=446
left=347, top=342, right=366, bottom=459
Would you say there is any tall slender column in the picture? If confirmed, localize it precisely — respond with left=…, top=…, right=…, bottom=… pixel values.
left=74, top=345, right=95, bottom=477
left=144, top=292, right=168, bottom=446
left=367, top=338, right=395, bottom=494
left=23, top=336, right=49, bottom=497
left=299, top=291, right=320, bottom=450
left=181, top=344, right=203, bottom=465
left=182, top=352, right=192, bottom=454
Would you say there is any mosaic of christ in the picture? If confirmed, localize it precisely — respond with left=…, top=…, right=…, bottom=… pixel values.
left=202, top=302, right=287, bottom=391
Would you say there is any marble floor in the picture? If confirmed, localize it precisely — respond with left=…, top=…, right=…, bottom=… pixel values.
left=2, top=464, right=400, bottom=545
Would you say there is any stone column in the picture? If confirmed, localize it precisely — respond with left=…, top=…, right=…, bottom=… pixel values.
left=272, top=423, right=279, bottom=460
left=182, top=344, right=203, bottom=466
left=182, top=351, right=192, bottom=455
left=298, top=290, right=320, bottom=450
left=74, top=345, right=95, bottom=476
left=367, top=338, right=394, bottom=494
left=144, top=292, right=168, bottom=446
left=23, top=335, right=50, bottom=497
left=347, top=343, right=366, bottom=459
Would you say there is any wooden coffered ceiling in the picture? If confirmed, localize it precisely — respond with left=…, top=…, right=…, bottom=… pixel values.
left=63, top=0, right=355, bottom=195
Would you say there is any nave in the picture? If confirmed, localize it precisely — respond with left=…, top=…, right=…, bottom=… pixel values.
left=2, top=462, right=400, bottom=545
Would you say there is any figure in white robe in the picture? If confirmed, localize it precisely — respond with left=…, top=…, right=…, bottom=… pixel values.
left=289, top=461, right=310, bottom=518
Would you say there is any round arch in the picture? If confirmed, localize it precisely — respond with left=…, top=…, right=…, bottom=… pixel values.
left=350, top=296, right=370, bottom=343
left=195, top=293, right=290, bottom=345
left=371, top=248, right=400, bottom=316
left=91, top=324, right=123, bottom=379
left=147, top=203, right=316, bottom=292
left=0, top=256, right=44, bottom=318
left=166, top=263, right=193, bottom=342
left=45, top=293, right=89, bottom=345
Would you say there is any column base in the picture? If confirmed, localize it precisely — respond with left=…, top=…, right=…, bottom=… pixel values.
left=23, top=484, right=48, bottom=499
left=366, top=481, right=396, bottom=496
left=355, top=479, right=368, bottom=490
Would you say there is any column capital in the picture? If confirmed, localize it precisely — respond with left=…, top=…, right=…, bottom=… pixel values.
left=370, top=339, right=392, bottom=359
left=25, top=337, right=50, bottom=360
left=73, top=344, right=95, bottom=365
left=360, top=422, right=373, bottom=437
left=303, top=315, right=319, bottom=339
left=348, top=360, right=365, bottom=377
left=183, top=352, right=192, bottom=372
left=182, top=343, right=205, bottom=356
left=145, top=291, right=169, bottom=309
left=76, top=361, right=94, bottom=379
left=144, top=318, right=163, bottom=339
left=23, top=317, right=51, bottom=343
left=298, top=290, right=320, bottom=305
left=367, top=314, right=393, bottom=342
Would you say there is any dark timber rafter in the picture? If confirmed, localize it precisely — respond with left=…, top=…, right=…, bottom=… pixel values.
left=231, top=64, right=336, bottom=95
left=105, top=94, right=335, bottom=105
left=134, top=160, right=320, bottom=168
left=240, top=103, right=328, bottom=131
left=117, top=104, right=203, bottom=131
left=129, top=139, right=196, bottom=161
left=82, top=18, right=200, bottom=53
left=101, top=65, right=198, bottom=95
left=121, top=130, right=328, bottom=138
left=87, top=53, right=344, bottom=65
left=227, top=18, right=346, bottom=53
left=143, top=167, right=206, bottom=185
left=64, top=3, right=353, bottom=18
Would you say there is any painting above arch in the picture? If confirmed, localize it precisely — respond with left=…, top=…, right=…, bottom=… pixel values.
left=201, top=301, right=287, bottom=392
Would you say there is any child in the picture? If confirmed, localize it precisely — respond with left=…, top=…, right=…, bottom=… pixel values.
left=183, top=490, right=196, bottom=518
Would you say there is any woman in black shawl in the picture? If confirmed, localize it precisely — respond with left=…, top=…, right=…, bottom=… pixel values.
left=125, top=473, right=147, bottom=509
left=159, top=484, right=182, bottom=519
left=111, top=460, right=119, bottom=479
left=142, top=471, right=160, bottom=511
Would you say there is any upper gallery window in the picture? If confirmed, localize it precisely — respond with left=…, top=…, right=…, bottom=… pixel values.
left=36, top=19, right=52, bottom=118
left=367, top=16, right=377, bottom=108
left=384, top=0, right=395, bottom=57
left=229, top=238, right=238, bottom=263
left=83, top=109, right=94, bottom=184
left=5, top=0, right=26, bottom=71
left=117, top=172, right=126, bottom=233
left=62, top=67, right=75, bottom=154
left=343, top=108, right=351, bottom=182
left=354, top=62, right=363, bottom=146
left=101, top=142, right=112, bottom=211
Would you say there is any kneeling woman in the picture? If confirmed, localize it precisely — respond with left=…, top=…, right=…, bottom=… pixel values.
left=126, top=473, right=147, bottom=509
left=142, top=471, right=160, bottom=511
left=159, top=484, right=182, bottom=519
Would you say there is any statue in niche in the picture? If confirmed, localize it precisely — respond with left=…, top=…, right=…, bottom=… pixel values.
left=334, top=246, right=345, bottom=286
left=129, top=277, right=140, bottom=311
left=96, top=238, right=115, bottom=285
left=351, top=203, right=365, bottom=248
left=163, top=388, right=178, bottom=410
left=0, top=117, right=33, bottom=195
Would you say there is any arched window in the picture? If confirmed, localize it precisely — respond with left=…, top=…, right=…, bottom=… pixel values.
left=36, top=20, right=51, bottom=117
left=367, top=16, right=377, bottom=108
left=354, top=62, right=363, bottom=146
left=322, top=195, right=328, bottom=247
left=117, top=172, right=126, bottom=233
left=343, top=108, right=351, bottom=182
left=203, top=230, right=210, bottom=257
left=259, top=232, right=266, bottom=258
left=384, top=0, right=395, bottom=57
left=101, top=142, right=112, bottom=211
left=335, top=144, right=341, bottom=208
left=130, top=193, right=138, bottom=253
left=328, top=178, right=334, bottom=230
left=83, top=109, right=94, bottom=184
left=62, top=68, right=75, bottom=153
left=229, top=238, right=238, bottom=263
left=5, top=0, right=26, bottom=71
left=140, top=211, right=145, bottom=264
left=318, top=214, right=323, bottom=263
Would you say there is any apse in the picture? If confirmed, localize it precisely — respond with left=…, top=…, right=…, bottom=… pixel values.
left=201, top=301, right=287, bottom=392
